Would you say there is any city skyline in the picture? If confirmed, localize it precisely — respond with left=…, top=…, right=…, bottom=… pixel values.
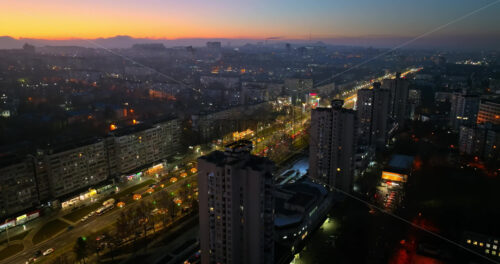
left=1, top=1, right=500, bottom=262
left=1, top=0, right=500, bottom=49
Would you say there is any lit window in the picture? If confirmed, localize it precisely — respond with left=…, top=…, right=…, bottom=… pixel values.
left=473, top=241, right=478, bottom=245
left=480, top=242, right=484, bottom=247
left=467, top=239, right=471, bottom=244
left=485, top=249, right=490, bottom=254
left=493, top=245, right=498, bottom=250
left=487, top=243, right=490, bottom=248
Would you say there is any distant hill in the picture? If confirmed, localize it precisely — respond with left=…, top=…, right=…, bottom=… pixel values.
left=0, top=36, right=23, bottom=49
left=1, top=35, right=246, bottom=49
left=1, top=35, right=499, bottom=50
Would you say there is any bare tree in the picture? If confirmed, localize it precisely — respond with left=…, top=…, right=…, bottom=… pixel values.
left=73, top=237, right=88, bottom=264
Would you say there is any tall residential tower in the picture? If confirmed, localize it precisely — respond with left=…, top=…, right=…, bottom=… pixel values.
left=197, top=141, right=274, bottom=264
left=382, top=72, right=410, bottom=127
left=356, top=82, right=391, bottom=148
left=309, top=100, right=357, bottom=193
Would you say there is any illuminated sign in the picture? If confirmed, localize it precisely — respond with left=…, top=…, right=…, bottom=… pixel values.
left=16, top=214, right=28, bottom=224
left=147, top=163, right=163, bottom=174
left=89, top=189, right=97, bottom=196
left=381, top=171, right=407, bottom=182
left=232, top=129, right=254, bottom=140
left=16, top=214, right=27, bottom=222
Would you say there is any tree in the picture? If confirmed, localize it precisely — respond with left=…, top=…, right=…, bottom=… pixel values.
left=135, top=201, right=154, bottom=253
left=115, top=211, right=130, bottom=243
left=87, top=236, right=102, bottom=263
left=49, top=253, right=74, bottom=264
left=73, top=237, right=88, bottom=264
left=157, top=191, right=172, bottom=227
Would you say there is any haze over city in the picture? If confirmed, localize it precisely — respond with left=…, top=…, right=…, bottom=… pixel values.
left=1, top=0, right=500, bottom=49
left=0, top=1, right=500, bottom=264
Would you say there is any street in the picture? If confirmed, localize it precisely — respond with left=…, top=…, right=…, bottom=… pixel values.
left=2, top=174, right=196, bottom=264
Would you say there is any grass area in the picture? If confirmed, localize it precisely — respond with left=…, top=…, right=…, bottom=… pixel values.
left=0, top=229, right=31, bottom=244
left=63, top=179, right=155, bottom=223
left=32, top=219, right=69, bottom=245
left=101, top=212, right=198, bottom=259
left=0, top=243, right=24, bottom=261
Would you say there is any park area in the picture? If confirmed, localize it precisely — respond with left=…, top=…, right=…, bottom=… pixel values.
left=32, top=219, right=69, bottom=245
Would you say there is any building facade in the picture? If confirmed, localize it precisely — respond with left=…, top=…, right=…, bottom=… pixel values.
left=459, top=124, right=499, bottom=161
left=44, top=138, right=110, bottom=198
left=477, top=99, right=500, bottom=125
left=0, top=157, right=39, bottom=218
left=109, top=119, right=180, bottom=175
left=382, top=72, right=410, bottom=127
left=309, top=100, right=357, bottom=192
left=356, top=82, right=391, bottom=148
left=197, top=141, right=274, bottom=264
left=449, top=91, right=480, bottom=130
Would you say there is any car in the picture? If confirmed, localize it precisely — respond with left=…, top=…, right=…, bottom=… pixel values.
left=81, top=216, right=88, bottom=222
left=26, top=257, right=37, bottom=263
left=151, top=208, right=160, bottom=215
left=96, top=234, right=106, bottom=241
left=43, top=248, right=54, bottom=256
left=34, top=250, right=42, bottom=257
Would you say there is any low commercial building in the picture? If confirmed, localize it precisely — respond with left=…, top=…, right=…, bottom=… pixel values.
left=381, top=154, right=415, bottom=187
left=274, top=179, right=333, bottom=244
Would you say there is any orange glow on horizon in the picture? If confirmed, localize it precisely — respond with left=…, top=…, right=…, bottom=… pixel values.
left=0, top=4, right=307, bottom=40
left=0, top=1, right=346, bottom=40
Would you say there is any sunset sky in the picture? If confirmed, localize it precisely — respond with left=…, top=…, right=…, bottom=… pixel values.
left=1, top=0, right=499, bottom=40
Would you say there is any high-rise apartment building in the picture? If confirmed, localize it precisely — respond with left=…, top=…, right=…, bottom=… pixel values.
left=309, top=100, right=357, bottom=192
left=0, top=156, right=39, bottom=218
left=197, top=140, right=274, bottom=264
left=382, top=72, right=410, bottom=126
left=450, top=90, right=480, bottom=130
left=0, top=118, right=181, bottom=218
left=108, top=119, right=180, bottom=175
left=477, top=99, right=500, bottom=125
left=459, top=123, right=499, bottom=161
left=44, top=138, right=110, bottom=197
left=356, top=82, right=391, bottom=148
